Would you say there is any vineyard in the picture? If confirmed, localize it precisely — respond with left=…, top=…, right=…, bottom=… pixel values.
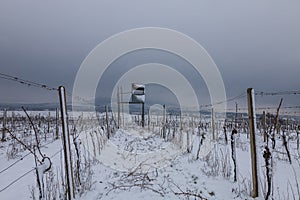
left=0, top=85, right=300, bottom=200
left=2, top=0, right=300, bottom=199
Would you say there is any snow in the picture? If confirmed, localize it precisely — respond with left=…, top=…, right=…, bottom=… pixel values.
left=0, top=110, right=299, bottom=200
left=37, top=157, right=51, bottom=187
left=0, top=140, right=62, bottom=199
left=132, top=83, right=145, bottom=90
left=132, top=94, right=145, bottom=103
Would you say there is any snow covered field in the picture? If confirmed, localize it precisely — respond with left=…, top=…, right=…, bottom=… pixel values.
left=0, top=111, right=299, bottom=199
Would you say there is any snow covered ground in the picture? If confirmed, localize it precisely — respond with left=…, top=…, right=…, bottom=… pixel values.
left=0, top=111, right=299, bottom=199
left=79, top=128, right=240, bottom=200
left=0, top=139, right=63, bottom=199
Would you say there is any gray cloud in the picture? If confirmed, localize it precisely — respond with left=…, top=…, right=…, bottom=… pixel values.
left=0, top=0, right=299, bottom=109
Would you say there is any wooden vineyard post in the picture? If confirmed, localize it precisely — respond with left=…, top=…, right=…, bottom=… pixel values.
left=297, top=126, right=299, bottom=150
left=148, top=111, right=150, bottom=131
left=247, top=88, right=258, bottom=198
left=48, top=111, right=50, bottom=134
left=1, top=109, right=7, bottom=141
left=191, top=115, right=194, bottom=134
left=262, top=111, right=267, bottom=143
left=272, top=98, right=283, bottom=149
left=11, top=111, right=15, bottom=130
left=231, top=129, right=237, bottom=182
left=235, top=102, right=238, bottom=129
left=187, top=130, right=190, bottom=153
left=117, top=87, right=121, bottom=129
left=55, top=108, right=59, bottom=140
left=58, top=86, right=75, bottom=200
left=142, top=102, right=145, bottom=128
left=212, top=108, right=215, bottom=140
left=105, top=105, right=110, bottom=139
left=121, top=87, right=125, bottom=127
left=180, top=111, right=183, bottom=149
left=162, top=105, right=166, bottom=140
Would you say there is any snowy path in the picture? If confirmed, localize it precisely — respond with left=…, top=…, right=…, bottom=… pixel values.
left=96, top=129, right=182, bottom=172
left=79, top=129, right=251, bottom=200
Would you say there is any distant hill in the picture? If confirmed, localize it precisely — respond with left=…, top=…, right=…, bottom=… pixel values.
left=1, top=102, right=298, bottom=121
left=0, top=102, right=60, bottom=111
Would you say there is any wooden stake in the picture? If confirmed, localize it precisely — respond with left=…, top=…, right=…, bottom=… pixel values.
left=180, top=112, right=183, bottom=149
left=48, top=111, right=50, bottom=134
left=11, top=111, right=15, bottom=130
left=191, top=115, right=194, bottom=134
left=105, top=105, right=110, bottom=139
left=231, top=129, right=237, bottom=182
left=297, top=128, right=299, bottom=150
left=117, top=87, right=120, bottom=129
left=162, top=105, right=166, bottom=139
left=58, top=86, right=74, bottom=199
left=187, top=130, right=190, bottom=153
left=212, top=108, right=215, bottom=140
left=120, top=87, right=124, bottom=127
left=235, top=102, right=238, bottom=129
left=55, top=108, right=59, bottom=140
left=272, top=98, right=283, bottom=149
left=262, top=111, right=267, bottom=143
left=1, top=110, right=7, bottom=142
left=247, top=88, right=258, bottom=198
left=148, top=111, right=150, bottom=131
left=142, top=103, right=145, bottom=128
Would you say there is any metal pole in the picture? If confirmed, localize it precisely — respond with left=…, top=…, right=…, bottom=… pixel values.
left=142, top=103, right=145, bottom=127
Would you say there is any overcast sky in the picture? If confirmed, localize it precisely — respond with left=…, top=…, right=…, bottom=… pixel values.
left=0, top=0, right=299, bottom=110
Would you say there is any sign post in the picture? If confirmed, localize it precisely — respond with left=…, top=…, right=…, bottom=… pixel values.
left=131, top=83, right=145, bottom=127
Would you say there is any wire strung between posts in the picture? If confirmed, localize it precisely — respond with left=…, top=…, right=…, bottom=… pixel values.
left=0, top=152, right=31, bottom=175
left=0, top=148, right=62, bottom=193
left=0, top=71, right=247, bottom=110
left=0, top=133, right=61, bottom=175
left=0, top=72, right=88, bottom=105
left=0, top=168, right=35, bottom=193
left=0, top=72, right=58, bottom=91
left=225, top=109, right=300, bottom=116
left=256, top=105, right=300, bottom=110
left=0, top=71, right=92, bottom=105
left=2, top=71, right=298, bottom=115
left=226, top=105, right=300, bottom=112
left=255, top=90, right=300, bottom=96
left=114, top=92, right=247, bottom=112
left=201, top=92, right=246, bottom=108
left=279, top=111, right=300, bottom=115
